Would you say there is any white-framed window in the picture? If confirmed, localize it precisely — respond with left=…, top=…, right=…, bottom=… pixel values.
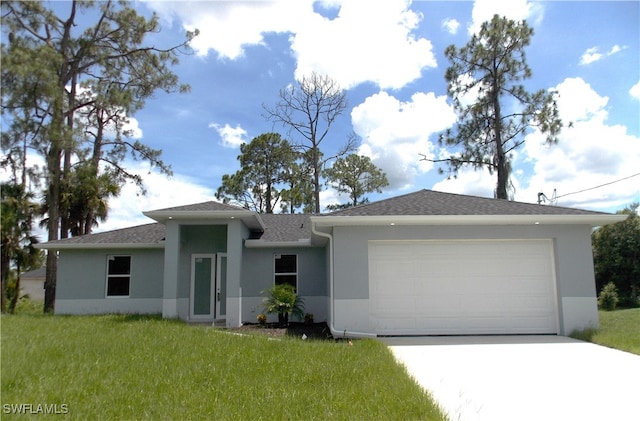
left=106, top=255, right=131, bottom=297
left=274, top=254, right=297, bottom=289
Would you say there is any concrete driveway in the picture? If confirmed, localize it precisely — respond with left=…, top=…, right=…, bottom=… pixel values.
left=383, top=336, right=640, bottom=421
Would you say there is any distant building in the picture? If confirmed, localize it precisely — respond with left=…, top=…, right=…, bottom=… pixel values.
left=20, top=267, right=45, bottom=301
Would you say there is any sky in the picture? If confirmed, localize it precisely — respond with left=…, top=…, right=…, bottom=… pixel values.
left=8, top=0, right=640, bottom=233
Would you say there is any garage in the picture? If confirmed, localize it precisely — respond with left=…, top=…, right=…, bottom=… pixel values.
left=368, top=239, right=559, bottom=335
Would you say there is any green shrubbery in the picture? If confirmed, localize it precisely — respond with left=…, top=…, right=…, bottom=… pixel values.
left=261, top=283, right=305, bottom=326
left=598, top=282, right=620, bottom=311
left=592, top=204, right=639, bottom=308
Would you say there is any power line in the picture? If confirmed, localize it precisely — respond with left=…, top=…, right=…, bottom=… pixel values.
left=555, top=172, right=640, bottom=199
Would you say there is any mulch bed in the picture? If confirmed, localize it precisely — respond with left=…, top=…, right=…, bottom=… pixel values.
left=231, top=322, right=334, bottom=340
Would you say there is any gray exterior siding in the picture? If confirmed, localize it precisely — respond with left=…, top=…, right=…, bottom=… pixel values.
left=330, top=223, right=598, bottom=335
left=56, top=248, right=164, bottom=315
left=57, top=249, right=164, bottom=300
left=241, top=247, right=327, bottom=296
left=240, top=246, right=328, bottom=323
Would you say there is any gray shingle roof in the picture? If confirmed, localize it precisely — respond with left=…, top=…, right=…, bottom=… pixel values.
left=21, top=267, right=46, bottom=278
left=40, top=190, right=615, bottom=248
left=258, top=214, right=311, bottom=242
left=41, top=223, right=165, bottom=247
left=328, top=189, right=608, bottom=217
left=150, top=201, right=248, bottom=212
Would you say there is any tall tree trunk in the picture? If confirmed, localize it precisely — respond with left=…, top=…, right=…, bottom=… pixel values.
left=44, top=151, right=61, bottom=313
left=0, top=240, right=9, bottom=313
left=44, top=98, right=65, bottom=314
left=265, top=182, right=273, bottom=213
left=45, top=1, right=77, bottom=312
left=9, top=262, right=22, bottom=314
left=60, top=73, right=77, bottom=239
left=312, top=147, right=321, bottom=213
left=83, top=109, right=105, bottom=235
left=492, top=74, right=508, bottom=200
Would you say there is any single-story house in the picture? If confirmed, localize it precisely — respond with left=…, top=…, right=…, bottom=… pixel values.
left=37, top=189, right=626, bottom=337
left=19, top=267, right=46, bottom=301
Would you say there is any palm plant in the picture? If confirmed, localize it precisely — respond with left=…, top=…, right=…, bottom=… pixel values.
left=261, top=284, right=305, bottom=327
left=1, top=183, right=41, bottom=313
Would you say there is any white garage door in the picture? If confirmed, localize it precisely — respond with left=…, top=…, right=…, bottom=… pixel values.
left=369, top=240, right=558, bottom=335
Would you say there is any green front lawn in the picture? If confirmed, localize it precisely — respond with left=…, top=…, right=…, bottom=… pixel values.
left=571, top=308, right=640, bottom=355
left=1, top=312, right=446, bottom=420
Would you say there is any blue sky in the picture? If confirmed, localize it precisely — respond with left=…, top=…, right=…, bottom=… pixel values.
left=36, top=1, right=640, bottom=231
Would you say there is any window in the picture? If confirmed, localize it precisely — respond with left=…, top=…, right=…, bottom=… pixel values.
left=274, top=254, right=297, bottom=289
left=107, top=255, right=131, bottom=296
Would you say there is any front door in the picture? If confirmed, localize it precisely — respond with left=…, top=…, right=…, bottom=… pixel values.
left=190, top=254, right=215, bottom=320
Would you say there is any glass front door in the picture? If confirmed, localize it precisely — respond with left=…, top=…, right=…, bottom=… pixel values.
left=191, top=254, right=215, bottom=319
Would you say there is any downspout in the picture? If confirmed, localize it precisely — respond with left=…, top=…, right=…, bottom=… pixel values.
left=311, top=222, right=376, bottom=339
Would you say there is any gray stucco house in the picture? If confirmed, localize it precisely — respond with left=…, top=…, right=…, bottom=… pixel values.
left=37, top=189, right=625, bottom=337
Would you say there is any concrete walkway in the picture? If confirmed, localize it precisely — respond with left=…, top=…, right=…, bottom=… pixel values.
left=384, top=336, right=640, bottom=421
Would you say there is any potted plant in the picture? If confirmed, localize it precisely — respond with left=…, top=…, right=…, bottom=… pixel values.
left=261, top=284, right=305, bottom=327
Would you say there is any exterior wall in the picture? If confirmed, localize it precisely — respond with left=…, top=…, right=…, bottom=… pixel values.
left=163, top=222, right=228, bottom=320
left=162, top=221, right=180, bottom=318
left=21, top=277, right=45, bottom=301
left=240, top=246, right=328, bottom=324
left=226, top=220, right=248, bottom=327
left=331, top=224, right=598, bottom=336
left=56, top=248, right=164, bottom=315
left=160, top=220, right=327, bottom=327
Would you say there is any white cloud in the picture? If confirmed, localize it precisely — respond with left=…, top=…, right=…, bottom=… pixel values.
left=579, top=47, right=602, bottom=65
left=1, top=156, right=216, bottom=236
left=553, top=77, right=608, bottom=123
left=630, top=80, right=640, bottom=100
left=73, top=85, right=143, bottom=140
left=517, top=77, right=640, bottom=210
left=148, top=1, right=306, bottom=60
left=580, top=44, right=627, bottom=65
left=608, top=44, right=624, bottom=55
left=209, top=123, right=248, bottom=148
left=426, top=77, right=640, bottom=211
left=319, top=188, right=345, bottom=212
left=351, top=91, right=456, bottom=189
left=292, top=0, right=437, bottom=89
left=121, top=117, right=143, bottom=140
left=468, top=0, right=538, bottom=35
left=146, top=0, right=436, bottom=90
left=432, top=168, right=496, bottom=198
left=441, top=18, right=460, bottom=35
left=98, top=164, right=217, bottom=232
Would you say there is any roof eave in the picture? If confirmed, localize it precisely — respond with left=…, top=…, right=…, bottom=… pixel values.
left=143, top=210, right=265, bottom=231
left=35, top=243, right=165, bottom=250
left=244, top=239, right=313, bottom=248
left=310, top=214, right=627, bottom=227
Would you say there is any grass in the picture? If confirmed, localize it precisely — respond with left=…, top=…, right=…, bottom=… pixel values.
left=1, top=309, right=446, bottom=420
left=570, top=308, right=640, bottom=355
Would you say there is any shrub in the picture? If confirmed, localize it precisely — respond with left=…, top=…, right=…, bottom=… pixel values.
left=598, top=282, right=619, bottom=311
left=256, top=313, right=267, bottom=325
left=261, top=284, right=305, bottom=327
left=304, top=313, right=314, bottom=324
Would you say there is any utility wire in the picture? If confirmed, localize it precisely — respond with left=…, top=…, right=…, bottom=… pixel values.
left=555, top=172, right=640, bottom=199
